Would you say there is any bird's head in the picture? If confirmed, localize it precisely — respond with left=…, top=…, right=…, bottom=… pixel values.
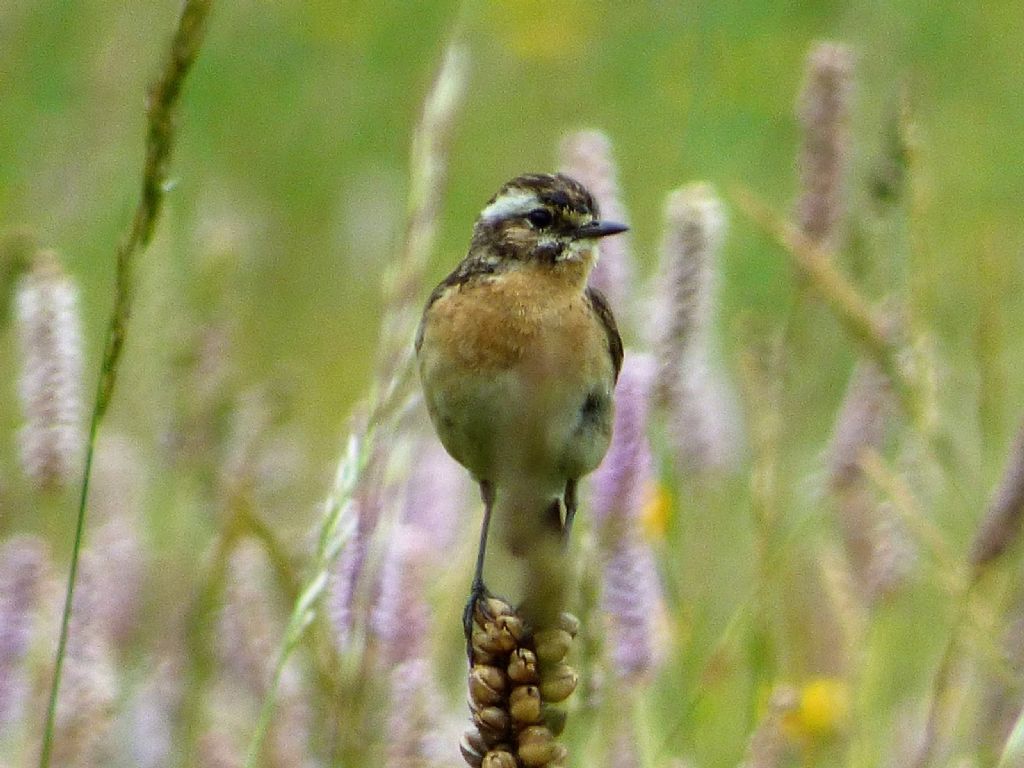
left=469, top=173, right=628, bottom=270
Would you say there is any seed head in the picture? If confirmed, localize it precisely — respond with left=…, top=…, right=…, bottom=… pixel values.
left=970, top=418, right=1024, bottom=569
left=826, top=357, right=909, bottom=598
left=385, top=657, right=440, bottom=768
left=462, top=594, right=580, bottom=767
left=590, top=353, right=656, bottom=530
left=652, top=184, right=725, bottom=362
left=53, top=549, right=119, bottom=766
left=827, top=360, right=894, bottom=489
left=651, top=184, right=740, bottom=473
left=588, top=353, right=667, bottom=682
left=372, top=522, right=433, bottom=665
left=14, top=249, right=84, bottom=490
left=0, top=535, right=48, bottom=727
left=796, top=42, right=854, bottom=249
left=558, top=129, right=635, bottom=323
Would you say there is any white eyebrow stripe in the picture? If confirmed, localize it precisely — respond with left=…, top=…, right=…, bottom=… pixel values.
left=480, top=190, right=540, bottom=222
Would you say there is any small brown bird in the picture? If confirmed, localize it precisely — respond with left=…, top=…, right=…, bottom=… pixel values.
left=416, top=173, right=626, bottom=641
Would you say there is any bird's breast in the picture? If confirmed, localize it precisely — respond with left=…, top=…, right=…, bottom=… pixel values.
left=422, top=265, right=605, bottom=378
left=417, top=262, right=616, bottom=484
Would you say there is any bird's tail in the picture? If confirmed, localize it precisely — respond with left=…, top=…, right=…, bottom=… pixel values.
left=487, top=478, right=569, bottom=629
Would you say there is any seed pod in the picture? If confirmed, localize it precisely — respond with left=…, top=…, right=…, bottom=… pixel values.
left=491, top=622, right=519, bottom=652
left=478, top=596, right=514, bottom=622
left=482, top=750, right=517, bottom=768
left=474, top=706, right=511, bottom=737
left=508, top=647, right=539, bottom=684
left=472, top=647, right=500, bottom=667
left=533, top=628, right=572, bottom=664
left=477, top=620, right=518, bottom=655
left=492, top=625, right=518, bottom=653
left=463, top=596, right=580, bottom=767
left=550, top=743, right=569, bottom=766
left=469, top=664, right=507, bottom=708
left=460, top=730, right=486, bottom=767
left=539, top=663, right=577, bottom=703
left=543, top=706, right=567, bottom=736
left=496, top=613, right=526, bottom=642
left=509, top=684, right=542, bottom=724
left=518, top=725, right=557, bottom=767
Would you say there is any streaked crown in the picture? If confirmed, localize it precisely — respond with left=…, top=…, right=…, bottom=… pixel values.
left=469, top=173, right=627, bottom=266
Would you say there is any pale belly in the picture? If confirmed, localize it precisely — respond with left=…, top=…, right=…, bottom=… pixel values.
left=417, top=276, right=615, bottom=488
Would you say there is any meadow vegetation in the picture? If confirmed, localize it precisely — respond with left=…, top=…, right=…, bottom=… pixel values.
left=2, top=2, right=1024, bottom=766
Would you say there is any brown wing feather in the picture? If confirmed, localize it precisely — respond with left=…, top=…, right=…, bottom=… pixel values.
left=585, top=286, right=623, bottom=382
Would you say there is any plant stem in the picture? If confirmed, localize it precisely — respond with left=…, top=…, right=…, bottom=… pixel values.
left=733, top=186, right=962, bottom=477
left=37, top=404, right=99, bottom=768
left=37, top=3, right=213, bottom=765
left=243, top=31, right=468, bottom=766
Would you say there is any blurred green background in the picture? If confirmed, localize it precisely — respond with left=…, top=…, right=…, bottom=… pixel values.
left=3, top=0, right=1022, bottom=485
left=2, top=1, right=1024, bottom=763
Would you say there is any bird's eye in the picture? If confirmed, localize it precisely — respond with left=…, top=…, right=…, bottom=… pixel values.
left=526, top=208, right=553, bottom=228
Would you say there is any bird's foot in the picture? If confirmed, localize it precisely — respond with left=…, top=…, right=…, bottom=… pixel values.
left=463, top=577, right=488, bottom=660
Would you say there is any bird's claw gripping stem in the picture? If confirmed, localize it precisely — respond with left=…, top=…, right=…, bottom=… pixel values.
left=463, top=577, right=487, bottom=660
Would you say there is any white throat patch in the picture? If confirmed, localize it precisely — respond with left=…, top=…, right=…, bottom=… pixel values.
left=557, top=236, right=598, bottom=263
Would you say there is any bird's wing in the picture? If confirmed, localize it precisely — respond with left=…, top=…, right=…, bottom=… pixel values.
left=585, top=285, right=623, bottom=382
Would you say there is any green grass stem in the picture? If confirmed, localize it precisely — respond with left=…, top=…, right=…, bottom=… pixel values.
left=37, top=2, right=213, bottom=765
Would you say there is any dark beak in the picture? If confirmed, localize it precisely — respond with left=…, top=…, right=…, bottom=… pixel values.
left=574, top=220, right=629, bottom=240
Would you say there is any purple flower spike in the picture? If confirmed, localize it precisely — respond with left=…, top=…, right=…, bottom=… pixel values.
left=0, top=535, right=48, bottom=729
left=588, top=352, right=666, bottom=683
left=559, top=129, right=636, bottom=329
left=590, top=352, right=656, bottom=530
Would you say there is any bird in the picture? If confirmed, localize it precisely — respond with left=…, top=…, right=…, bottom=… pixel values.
left=415, top=172, right=626, bottom=645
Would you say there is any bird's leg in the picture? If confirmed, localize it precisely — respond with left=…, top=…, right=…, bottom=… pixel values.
left=562, top=478, right=579, bottom=548
left=544, top=498, right=564, bottom=533
left=463, top=479, right=495, bottom=657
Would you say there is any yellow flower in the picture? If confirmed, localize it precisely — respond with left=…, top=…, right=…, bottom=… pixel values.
left=782, top=677, right=849, bottom=743
left=640, top=482, right=671, bottom=542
